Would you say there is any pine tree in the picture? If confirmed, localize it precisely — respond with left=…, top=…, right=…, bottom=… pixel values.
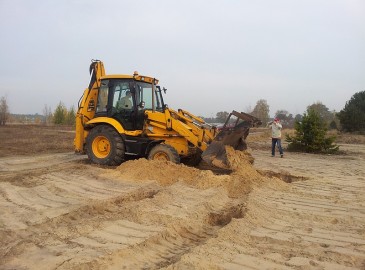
left=65, top=106, right=76, bottom=125
left=53, top=102, right=67, bottom=125
left=286, top=109, right=338, bottom=153
left=337, top=91, right=365, bottom=132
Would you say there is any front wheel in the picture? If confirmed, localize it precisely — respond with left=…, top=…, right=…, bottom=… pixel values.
left=148, top=144, right=180, bottom=164
left=181, top=149, right=202, bottom=167
left=86, top=125, right=125, bottom=166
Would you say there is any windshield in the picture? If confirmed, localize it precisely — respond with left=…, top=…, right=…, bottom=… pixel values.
left=135, top=82, right=165, bottom=112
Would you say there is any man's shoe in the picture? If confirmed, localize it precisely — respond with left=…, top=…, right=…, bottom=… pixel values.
left=281, top=154, right=284, bottom=158
left=271, top=155, right=275, bottom=157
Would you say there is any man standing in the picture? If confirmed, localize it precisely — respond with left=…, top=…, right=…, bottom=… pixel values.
left=269, top=117, right=284, bottom=158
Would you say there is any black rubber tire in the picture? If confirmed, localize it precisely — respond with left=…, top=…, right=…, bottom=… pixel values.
left=86, top=125, right=125, bottom=166
left=148, top=144, right=180, bottom=164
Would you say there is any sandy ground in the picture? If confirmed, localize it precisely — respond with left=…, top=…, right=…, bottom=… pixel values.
left=0, top=141, right=364, bottom=269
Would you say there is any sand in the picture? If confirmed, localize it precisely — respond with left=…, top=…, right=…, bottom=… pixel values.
left=0, top=144, right=364, bottom=269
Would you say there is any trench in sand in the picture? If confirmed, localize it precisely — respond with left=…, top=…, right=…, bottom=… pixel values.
left=63, top=147, right=301, bottom=267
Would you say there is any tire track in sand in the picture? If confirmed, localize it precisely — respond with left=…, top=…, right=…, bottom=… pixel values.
left=0, top=155, right=162, bottom=269
left=171, top=148, right=365, bottom=269
left=2, top=146, right=364, bottom=269
left=1, top=153, right=245, bottom=270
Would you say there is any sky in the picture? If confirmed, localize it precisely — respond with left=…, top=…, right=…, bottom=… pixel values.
left=0, top=0, right=364, bottom=118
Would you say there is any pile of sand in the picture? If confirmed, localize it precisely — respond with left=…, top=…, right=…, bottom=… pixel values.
left=114, top=158, right=206, bottom=186
left=106, top=147, right=272, bottom=198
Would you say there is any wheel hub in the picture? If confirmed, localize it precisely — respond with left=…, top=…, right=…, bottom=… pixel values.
left=92, top=136, right=110, bottom=158
left=153, top=152, right=169, bottom=161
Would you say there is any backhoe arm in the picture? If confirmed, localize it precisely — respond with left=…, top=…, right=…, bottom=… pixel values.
left=74, top=60, right=105, bottom=153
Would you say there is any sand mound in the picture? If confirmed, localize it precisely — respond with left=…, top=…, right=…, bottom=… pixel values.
left=226, top=147, right=262, bottom=179
left=104, top=147, right=272, bottom=197
left=115, top=158, right=204, bottom=186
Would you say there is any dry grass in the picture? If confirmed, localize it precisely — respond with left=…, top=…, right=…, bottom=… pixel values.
left=0, top=125, right=75, bottom=157
left=328, top=130, right=365, bottom=144
left=246, top=128, right=365, bottom=152
left=269, top=128, right=365, bottom=144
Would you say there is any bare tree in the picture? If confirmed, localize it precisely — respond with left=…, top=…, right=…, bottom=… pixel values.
left=244, top=105, right=252, bottom=114
left=43, top=104, right=53, bottom=125
left=0, top=96, right=10, bottom=125
left=251, top=99, right=270, bottom=125
left=216, top=111, right=230, bottom=123
left=275, top=109, right=294, bottom=127
left=307, top=102, right=333, bottom=123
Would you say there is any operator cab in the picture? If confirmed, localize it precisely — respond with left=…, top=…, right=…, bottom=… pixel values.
left=94, top=76, right=166, bottom=130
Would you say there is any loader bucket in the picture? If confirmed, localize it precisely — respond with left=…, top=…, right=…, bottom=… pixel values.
left=201, top=111, right=261, bottom=171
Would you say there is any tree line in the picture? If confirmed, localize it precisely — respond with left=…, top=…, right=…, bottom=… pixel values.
left=45, top=102, right=76, bottom=125
left=0, top=99, right=76, bottom=126
left=0, top=90, right=364, bottom=132
left=201, top=90, right=365, bottom=133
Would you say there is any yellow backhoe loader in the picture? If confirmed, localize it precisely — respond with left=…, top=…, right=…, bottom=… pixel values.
left=74, top=60, right=261, bottom=169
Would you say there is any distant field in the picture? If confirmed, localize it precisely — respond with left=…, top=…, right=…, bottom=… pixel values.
left=1, top=125, right=364, bottom=158
left=249, top=127, right=365, bottom=144
left=0, top=125, right=75, bottom=157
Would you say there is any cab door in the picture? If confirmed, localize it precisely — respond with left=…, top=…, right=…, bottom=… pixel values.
left=108, top=80, right=136, bottom=130
left=134, top=81, right=155, bottom=130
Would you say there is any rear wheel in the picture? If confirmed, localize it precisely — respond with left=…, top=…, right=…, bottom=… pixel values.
left=86, top=125, right=125, bottom=166
left=148, top=144, right=180, bottom=164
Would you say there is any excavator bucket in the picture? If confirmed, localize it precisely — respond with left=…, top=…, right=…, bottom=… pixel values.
left=201, top=111, right=262, bottom=171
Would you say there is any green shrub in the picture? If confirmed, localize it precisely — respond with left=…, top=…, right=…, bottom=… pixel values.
left=337, top=91, right=365, bottom=132
left=286, top=109, right=339, bottom=154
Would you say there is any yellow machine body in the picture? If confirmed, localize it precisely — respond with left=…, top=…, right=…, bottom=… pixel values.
left=75, top=60, right=260, bottom=167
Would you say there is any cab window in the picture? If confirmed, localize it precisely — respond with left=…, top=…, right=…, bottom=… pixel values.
left=113, top=82, right=133, bottom=110
left=135, top=82, right=154, bottom=110
left=135, top=83, right=165, bottom=112
left=96, top=80, right=109, bottom=113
